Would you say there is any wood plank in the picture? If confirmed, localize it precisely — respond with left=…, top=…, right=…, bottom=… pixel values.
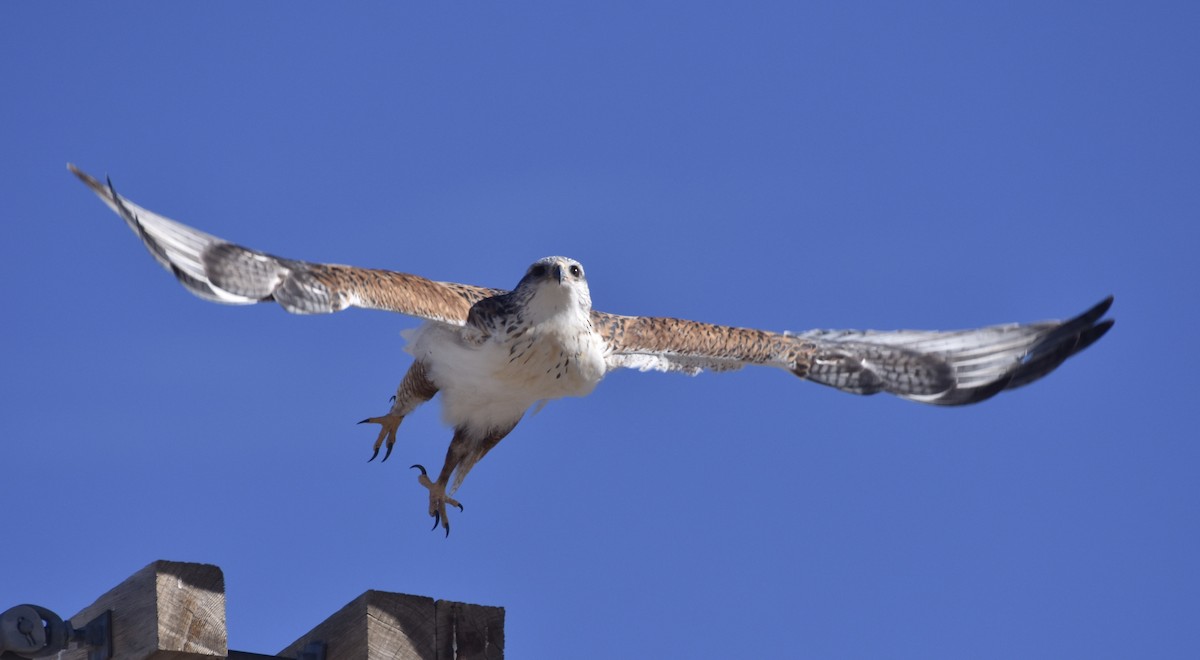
left=66, top=560, right=227, bottom=660
left=278, top=591, right=435, bottom=660
left=433, top=601, right=504, bottom=660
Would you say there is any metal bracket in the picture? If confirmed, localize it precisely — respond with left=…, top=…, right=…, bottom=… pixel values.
left=0, top=606, right=111, bottom=660
left=74, top=611, right=112, bottom=660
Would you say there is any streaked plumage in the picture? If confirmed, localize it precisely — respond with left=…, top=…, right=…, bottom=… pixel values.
left=70, top=164, right=1114, bottom=534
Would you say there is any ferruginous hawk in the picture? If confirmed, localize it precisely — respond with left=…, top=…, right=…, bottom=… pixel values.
left=69, top=164, right=1115, bottom=535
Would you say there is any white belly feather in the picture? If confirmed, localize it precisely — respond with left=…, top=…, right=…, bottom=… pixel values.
left=404, top=317, right=606, bottom=435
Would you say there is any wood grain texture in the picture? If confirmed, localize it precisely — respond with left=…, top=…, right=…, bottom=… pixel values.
left=279, top=591, right=504, bottom=660
left=434, top=601, right=504, bottom=660
left=278, top=591, right=436, bottom=660
left=66, top=560, right=227, bottom=660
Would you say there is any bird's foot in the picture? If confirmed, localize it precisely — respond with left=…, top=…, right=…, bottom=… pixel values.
left=411, top=464, right=462, bottom=537
left=358, top=413, right=405, bottom=462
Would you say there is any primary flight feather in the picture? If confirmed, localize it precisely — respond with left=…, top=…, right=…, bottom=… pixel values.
left=69, top=164, right=1114, bottom=535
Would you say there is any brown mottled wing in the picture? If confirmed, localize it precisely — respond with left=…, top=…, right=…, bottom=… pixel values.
left=594, top=297, right=1114, bottom=407
left=70, top=164, right=502, bottom=324
left=591, top=311, right=818, bottom=376
left=791, top=296, right=1113, bottom=405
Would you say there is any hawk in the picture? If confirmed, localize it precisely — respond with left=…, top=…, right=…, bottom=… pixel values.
left=69, top=164, right=1114, bottom=535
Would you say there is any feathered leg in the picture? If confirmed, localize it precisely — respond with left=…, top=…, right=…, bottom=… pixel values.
left=358, top=360, right=438, bottom=461
left=412, top=423, right=515, bottom=536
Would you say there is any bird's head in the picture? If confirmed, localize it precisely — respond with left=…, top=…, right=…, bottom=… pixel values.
left=515, top=256, right=592, bottom=317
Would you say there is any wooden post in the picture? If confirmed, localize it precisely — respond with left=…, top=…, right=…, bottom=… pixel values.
left=64, top=560, right=227, bottom=660
left=278, top=592, right=503, bottom=660
left=34, top=560, right=501, bottom=660
left=432, top=600, right=504, bottom=660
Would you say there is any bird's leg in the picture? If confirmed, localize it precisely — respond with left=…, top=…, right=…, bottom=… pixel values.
left=409, top=464, right=462, bottom=537
left=411, top=424, right=514, bottom=536
left=359, top=361, right=437, bottom=462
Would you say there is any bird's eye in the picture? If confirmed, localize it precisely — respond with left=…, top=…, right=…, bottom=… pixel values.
left=529, top=264, right=547, bottom=277
left=569, top=264, right=582, bottom=278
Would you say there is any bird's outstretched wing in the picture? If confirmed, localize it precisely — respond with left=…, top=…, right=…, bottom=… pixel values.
left=592, top=312, right=816, bottom=375
left=595, top=297, right=1113, bottom=406
left=69, top=164, right=500, bottom=324
left=73, top=164, right=1113, bottom=406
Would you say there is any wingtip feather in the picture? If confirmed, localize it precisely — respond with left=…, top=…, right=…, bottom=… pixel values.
left=1078, top=318, right=1114, bottom=352
left=68, top=163, right=110, bottom=198
left=1086, top=295, right=1115, bottom=323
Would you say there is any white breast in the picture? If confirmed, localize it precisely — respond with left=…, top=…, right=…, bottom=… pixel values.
left=404, top=315, right=606, bottom=436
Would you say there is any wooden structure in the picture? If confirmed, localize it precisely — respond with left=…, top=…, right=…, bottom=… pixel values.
left=58, top=560, right=503, bottom=660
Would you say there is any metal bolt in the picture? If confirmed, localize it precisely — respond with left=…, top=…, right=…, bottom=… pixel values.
left=18, top=616, right=38, bottom=648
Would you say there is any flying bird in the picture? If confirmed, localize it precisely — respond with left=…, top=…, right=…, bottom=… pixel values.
left=69, top=164, right=1114, bottom=535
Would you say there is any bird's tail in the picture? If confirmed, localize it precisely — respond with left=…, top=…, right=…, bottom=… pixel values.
left=795, top=297, right=1114, bottom=406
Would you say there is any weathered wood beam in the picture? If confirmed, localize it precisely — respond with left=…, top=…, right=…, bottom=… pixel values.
left=433, top=600, right=503, bottom=660
left=65, top=560, right=227, bottom=660
left=278, top=591, right=503, bottom=660
left=47, top=560, right=501, bottom=660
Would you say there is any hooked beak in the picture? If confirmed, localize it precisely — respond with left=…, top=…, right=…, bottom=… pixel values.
left=552, top=263, right=564, bottom=283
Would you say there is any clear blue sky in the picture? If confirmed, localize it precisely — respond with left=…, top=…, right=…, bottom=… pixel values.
left=2, top=3, right=1197, bottom=658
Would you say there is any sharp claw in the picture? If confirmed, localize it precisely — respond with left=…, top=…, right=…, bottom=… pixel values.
left=389, top=395, right=397, bottom=403
left=368, top=447, right=380, bottom=462
left=357, top=418, right=371, bottom=425
left=444, top=523, right=450, bottom=538
left=453, top=502, right=463, bottom=512
left=382, top=442, right=394, bottom=462
left=431, top=510, right=440, bottom=531
left=410, top=464, right=427, bottom=476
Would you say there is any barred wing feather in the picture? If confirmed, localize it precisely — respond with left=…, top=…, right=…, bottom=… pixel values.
left=69, top=164, right=498, bottom=324
left=796, top=297, right=1114, bottom=405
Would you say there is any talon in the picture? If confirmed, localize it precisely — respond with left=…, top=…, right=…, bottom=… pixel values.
left=360, top=414, right=402, bottom=465
left=412, top=465, right=459, bottom=536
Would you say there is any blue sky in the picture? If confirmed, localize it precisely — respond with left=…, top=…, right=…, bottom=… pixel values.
left=2, top=3, right=1197, bottom=658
